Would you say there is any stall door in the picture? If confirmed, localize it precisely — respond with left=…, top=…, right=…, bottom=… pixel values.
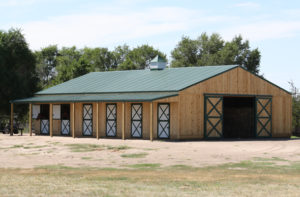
left=256, top=97, right=272, bottom=137
left=158, top=104, right=170, bottom=139
left=131, top=104, right=142, bottom=138
left=106, top=104, right=117, bottom=137
left=83, top=104, right=93, bottom=136
left=40, top=119, right=49, bottom=134
left=40, top=104, right=49, bottom=135
left=61, top=104, right=70, bottom=135
left=204, top=95, right=223, bottom=138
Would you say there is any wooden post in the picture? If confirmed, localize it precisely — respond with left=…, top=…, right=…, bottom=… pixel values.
left=49, top=103, right=53, bottom=137
left=122, top=102, right=125, bottom=140
left=150, top=102, right=153, bottom=141
left=72, top=103, right=75, bottom=138
left=10, top=103, right=13, bottom=136
left=29, top=103, right=32, bottom=136
left=96, top=102, right=99, bottom=140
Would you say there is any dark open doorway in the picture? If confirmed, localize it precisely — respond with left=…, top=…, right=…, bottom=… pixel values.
left=223, top=97, right=255, bottom=138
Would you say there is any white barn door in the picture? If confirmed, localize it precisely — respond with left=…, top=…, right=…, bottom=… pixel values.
left=83, top=104, right=93, bottom=136
left=106, top=104, right=117, bottom=137
left=158, top=104, right=170, bottom=139
left=131, top=104, right=142, bottom=138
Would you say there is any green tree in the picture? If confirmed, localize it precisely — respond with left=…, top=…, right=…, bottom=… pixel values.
left=289, top=81, right=300, bottom=134
left=35, top=45, right=58, bottom=88
left=81, top=47, right=115, bottom=71
left=54, top=46, right=82, bottom=83
left=118, top=45, right=166, bottom=70
left=112, top=44, right=130, bottom=68
left=0, top=29, right=39, bottom=117
left=171, top=33, right=261, bottom=74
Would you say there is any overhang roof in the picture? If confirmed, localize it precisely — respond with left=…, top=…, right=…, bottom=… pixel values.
left=12, top=92, right=178, bottom=103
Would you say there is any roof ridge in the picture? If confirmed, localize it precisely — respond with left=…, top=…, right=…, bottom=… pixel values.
left=90, top=65, right=238, bottom=73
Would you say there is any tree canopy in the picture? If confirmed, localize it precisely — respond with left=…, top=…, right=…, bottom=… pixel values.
left=171, top=33, right=261, bottom=74
left=34, top=44, right=166, bottom=86
left=0, top=29, right=39, bottom=117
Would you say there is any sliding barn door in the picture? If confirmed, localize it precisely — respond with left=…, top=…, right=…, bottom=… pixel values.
left=158, top=103, right=170, bottom=139
left=204, top=95, right=223, bottom=138
left=256, top=97, right=272, bottom=137
left=131, top=104, right=142, bottom=138
left=106, top=104, right=117, bottom=137
left=83, top=104, right=93, bottom=136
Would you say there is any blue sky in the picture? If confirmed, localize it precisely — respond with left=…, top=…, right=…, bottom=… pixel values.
left=1, top=0, right=300, bottom=91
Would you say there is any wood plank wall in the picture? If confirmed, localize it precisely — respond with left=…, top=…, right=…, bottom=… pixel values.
left=178, top=67, right=292, bottom=139
left=31, top=100, right=179, bottom=139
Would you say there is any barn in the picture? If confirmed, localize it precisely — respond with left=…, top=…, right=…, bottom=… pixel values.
left=11, top=56, right=292, bottom=140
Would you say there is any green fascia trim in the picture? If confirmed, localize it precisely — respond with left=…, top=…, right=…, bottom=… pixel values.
left=204, top=93, right=273, bottom=97
left=11, top=92, right=178, bottom=104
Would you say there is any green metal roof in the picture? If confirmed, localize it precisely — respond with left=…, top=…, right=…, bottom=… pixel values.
left=36, top=65, right=238, bottom=95
left=12, top=92, right=178, bottom=103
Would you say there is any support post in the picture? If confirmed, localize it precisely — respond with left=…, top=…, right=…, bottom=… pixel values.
left=96, top=102, right=99, bottom=140
left=49, top=103, right=53, bottom=137
left=29, top=103, right=32, bottom=136
left=150, top=102, right=153, bottom=141
left=10, top=103, right=13, bottom=136
left=72, top=103, right=75, bottom=138
left=122, top=102, right=125, bottom=140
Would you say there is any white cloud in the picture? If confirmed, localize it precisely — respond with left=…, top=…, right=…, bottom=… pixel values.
left=234, top=2, right=261, bottom=9
left=221, top=20, right=300, bottom=41
left=16, top=7, right=232, bottom=50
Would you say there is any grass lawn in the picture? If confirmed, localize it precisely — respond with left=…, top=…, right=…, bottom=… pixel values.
left=1, top=160, right=299, bottom=197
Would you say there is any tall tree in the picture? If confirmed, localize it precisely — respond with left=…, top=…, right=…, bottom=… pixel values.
left=0, top=29, right=39, bottom=117
left=35, top=45, right=58, bottom=88
left=118, top=45, right=166, bottom=70
left=54, top=46, right=82, bottom=84
left=171, top=33, right=261, bottom=74
left=289, top=81, right=300, bottom=134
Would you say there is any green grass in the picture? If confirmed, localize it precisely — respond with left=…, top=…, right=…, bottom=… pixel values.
left=10, top=144, right=48, bottom=149
left=126, top=163, right=161, bottom=169
left=106, top=145, right=131, bottom=150
left=253, top=157, right=287, bottom=162
left=291, top=135, right=300, bottom=139
left=64, top=143, right=103, bottom=152
left=121, top=152, right=148, bottom=158
left=1, top=160, right=300, bottom=197
left=81, top=157, right=92, bottom=160
left=65, top=143, right=131, bottom=152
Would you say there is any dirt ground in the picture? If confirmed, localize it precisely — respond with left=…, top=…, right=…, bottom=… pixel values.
left=0, top=133, right=299, bottom=169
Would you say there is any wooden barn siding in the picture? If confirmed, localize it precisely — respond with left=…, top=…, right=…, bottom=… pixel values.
left=178, top=67, right=292, bottom=139
left=72, top=101, right=179, bottom=139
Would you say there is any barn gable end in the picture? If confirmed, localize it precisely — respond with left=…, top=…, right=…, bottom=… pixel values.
left=178, top=67, right=292, bottom=139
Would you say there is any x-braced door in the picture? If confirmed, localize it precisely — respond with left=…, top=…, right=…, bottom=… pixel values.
left=41, top=119, right=49, bottom=134
left=256, top=97, right=272, bottom=137
left=61, top=104, right=70, bottom=135
left=106, top=104, right=117, bottom=137
left=61, top=120, right=70, bottom=135
left=158, top=103, right=170, bottom=139
left=204, top=95, right=223, bottom=138
left=83, top=104, right=93, bottom=136
left=131, top=104, right=142, bottom=138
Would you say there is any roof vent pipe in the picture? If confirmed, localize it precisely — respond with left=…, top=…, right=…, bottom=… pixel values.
left=149, top=55, right=167, bottom=70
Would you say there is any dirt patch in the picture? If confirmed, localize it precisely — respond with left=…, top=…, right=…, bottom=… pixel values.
left=0, top=134, right=300, bottom=169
